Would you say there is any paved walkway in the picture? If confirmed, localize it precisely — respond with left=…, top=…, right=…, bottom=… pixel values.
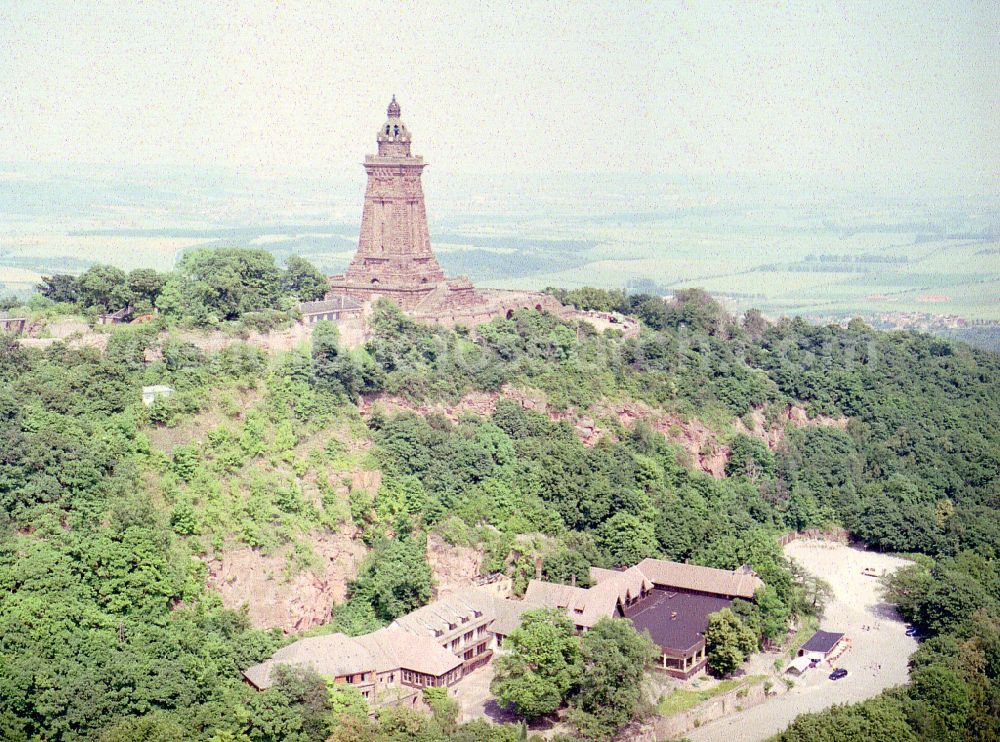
left=687, top=541, right=917, bottom=742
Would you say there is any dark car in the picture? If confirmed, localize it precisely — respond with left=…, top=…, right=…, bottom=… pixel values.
left=829, top=668, right=848, bottom=680
left=905, top=626, right=920, bottom=637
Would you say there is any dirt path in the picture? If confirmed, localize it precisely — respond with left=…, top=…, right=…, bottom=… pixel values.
left=686, top=541, right=917, bottom=742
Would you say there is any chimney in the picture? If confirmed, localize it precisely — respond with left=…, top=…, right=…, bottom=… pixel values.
left=671, top=612, right=677, bottom=620
left=534, top=556, right=542, bottom=580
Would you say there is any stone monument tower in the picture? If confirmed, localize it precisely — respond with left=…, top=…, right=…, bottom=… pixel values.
left=330, top=96, right=446, bottom=308
left=322, top=95, right=571, bottom=329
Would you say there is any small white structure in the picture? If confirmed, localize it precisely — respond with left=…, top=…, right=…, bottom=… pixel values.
left=786, top=655, right=812, bottom=675
left=142, top=385, right=174, bottom=406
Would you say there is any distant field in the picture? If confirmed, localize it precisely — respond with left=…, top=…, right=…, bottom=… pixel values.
left=476, top=231, right=1000, bottom=321
left=0, top=234, right=209, bottom=273
left=1, top=165, right=997, bottom=322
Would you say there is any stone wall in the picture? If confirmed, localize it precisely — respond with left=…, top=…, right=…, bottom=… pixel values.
left=649, top=682, right=782, bottom=741
left=777, top=527, right=851, bottom=547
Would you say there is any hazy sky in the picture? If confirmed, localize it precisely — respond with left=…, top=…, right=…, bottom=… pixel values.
left=3, top=1, right=998, bottom=183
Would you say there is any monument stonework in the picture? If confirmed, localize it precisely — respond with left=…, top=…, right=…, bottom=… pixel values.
left=329, top=97, right=445, bottom=308
left=325, top=97, right=571, bottom=327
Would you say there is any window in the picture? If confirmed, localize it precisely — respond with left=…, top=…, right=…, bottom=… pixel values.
left=464, top=649, right=474, bottom=660
left=473, top=610, right=482, bottom=618
left=477, top=625, right=487, bottom=636
left=477, top=642, right=488, bottom=654
left=451, top=639, right=460, bottom=650
left=464, top=631, right=473, bottom=642
left=448, top=623, right=456, bottom=630
left=461, top=616, right=468, bottom=623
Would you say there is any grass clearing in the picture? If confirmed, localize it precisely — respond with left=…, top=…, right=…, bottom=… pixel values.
left=657, top=674, right=767, bottom=717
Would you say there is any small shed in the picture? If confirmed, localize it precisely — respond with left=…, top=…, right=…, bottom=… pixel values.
left=142, top=385, right=174, bottom=406
left=0, top=316, right=27, bottom=336
left=798, top=630, right=846, bottom=662
left=298, top=296, right=362, bottom=323
left=786, top=655, right=812, bottom=675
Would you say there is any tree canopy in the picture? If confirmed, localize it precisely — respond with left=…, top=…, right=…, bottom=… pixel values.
left=490, top=608, right=583, bottom=720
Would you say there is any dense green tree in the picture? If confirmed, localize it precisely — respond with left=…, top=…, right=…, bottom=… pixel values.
left=491, top=609, right=582, bottom=720
left=906, top=664, right=972, bottom=742
left=76, top=264, right=129, bottom=311
left=36, top=273, right=79, bottom=303
left=98, top=713, right=187, bottom=741
left=542, top=547, right=594, bottom=588
left=597, top=511, right=657, bottom=566
left=423, top=687, right=460, bottom=735
left=347, top=536, right=433, bottom=622
left=725, top=434, right=776, bottom=481
left=311, top=321, right=357, bottom=399
left=125, top=268, right=167, bottom=310
left=158, top=248, right=284, bottom=324
left=271, top=665, right=334, bottom=742
left=326, top=683, right=368, bottom=725
left=920, top=569, right=996, bottom=635
left=704, top=608, right=757, bottom=676
left=568, top=617, right=658, bottom=739
left=283, top=255, right=329, bottom=301
left=773, top=693, right=919, bottom=742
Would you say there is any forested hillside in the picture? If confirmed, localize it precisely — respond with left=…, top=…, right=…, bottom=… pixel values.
left=0, top=255, right=997, bottom=740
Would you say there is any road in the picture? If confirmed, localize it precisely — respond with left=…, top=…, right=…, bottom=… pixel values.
left=686, top=541, right=917, bottom=742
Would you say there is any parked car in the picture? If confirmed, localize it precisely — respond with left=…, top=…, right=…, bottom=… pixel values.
left=829, top=668, right=848, bottom=680
left=905, top=626, right=920, bottom=637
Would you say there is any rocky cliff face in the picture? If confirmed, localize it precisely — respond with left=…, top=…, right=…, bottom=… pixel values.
left=204, top=524, right=368, bottom=634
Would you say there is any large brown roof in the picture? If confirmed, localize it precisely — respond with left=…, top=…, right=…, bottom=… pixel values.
left=626, top=588, right=732, bottom=656
left=243, top=633, right=375, bottom=689
left=245, top=590, right=517, bottom=690
left=390, top=591, right=495, bottom=637
left=635, top=559, right=764, bottom=599
left=524, top=565, right=654, bottom=628
left=524, top=559, right=762, bottom=631
left=243, top=625, right=464, bottom=689
left=363, top=627, right=462, bottom=677
left=489, top=596, right=545, bottom=637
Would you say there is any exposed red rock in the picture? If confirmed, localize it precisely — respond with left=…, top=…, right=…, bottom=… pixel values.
left=427, top=532, right=483, bottom=596
left=204, top=525, right=368, bottom=634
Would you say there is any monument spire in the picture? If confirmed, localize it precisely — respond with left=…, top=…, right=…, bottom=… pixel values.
left=330, top=96, right=445, bottom=308
left=324, top=93, right=567, bottom=326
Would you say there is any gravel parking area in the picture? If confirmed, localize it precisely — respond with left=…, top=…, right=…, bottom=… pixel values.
left=453, top=662, right=498, bottom=723
left=686, top=540, right=918, bottom=742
